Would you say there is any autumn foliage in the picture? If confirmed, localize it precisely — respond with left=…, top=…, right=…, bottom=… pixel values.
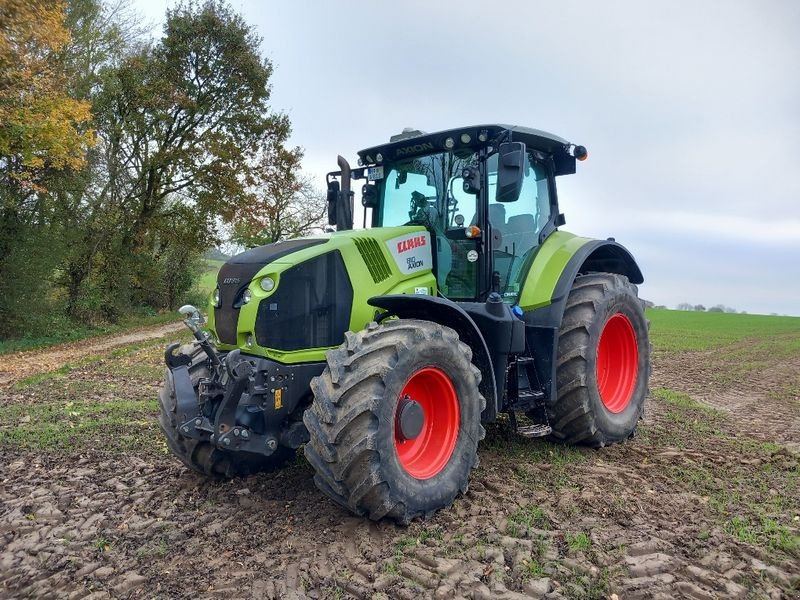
left=0, top=0, right=94, bottom=188
left=0, top=0, right=314, bottom=338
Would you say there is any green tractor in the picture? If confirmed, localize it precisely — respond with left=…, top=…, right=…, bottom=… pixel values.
left=159, top=124, right=650, bottom=523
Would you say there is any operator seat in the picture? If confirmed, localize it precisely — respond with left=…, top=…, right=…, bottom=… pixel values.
left=503, top=213, right=537, bottom=256
left=488, top=203, right=506, bottom=250
left=488, top=203, right=507, bottom=228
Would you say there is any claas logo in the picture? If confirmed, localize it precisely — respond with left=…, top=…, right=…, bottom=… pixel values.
left=397, top=235, right=426, bottom=253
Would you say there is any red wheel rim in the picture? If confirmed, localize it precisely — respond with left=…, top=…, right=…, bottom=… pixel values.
left=394, top=367, right=460, bottom=479
left=596, top=313, right=639, bottom=413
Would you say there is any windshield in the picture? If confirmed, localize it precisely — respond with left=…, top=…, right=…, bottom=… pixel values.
left=379, top=149, right=479, bottom=231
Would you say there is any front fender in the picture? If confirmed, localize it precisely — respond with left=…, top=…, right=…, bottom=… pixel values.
left=367, top=294, right=499, bottom=421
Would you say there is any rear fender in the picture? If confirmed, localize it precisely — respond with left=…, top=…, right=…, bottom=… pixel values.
left=522, top=234, right=644, bottom=403
left=367, top=295, right=499, bottom=421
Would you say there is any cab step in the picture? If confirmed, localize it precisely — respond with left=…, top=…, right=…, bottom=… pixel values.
left=517, top=423, right=553, bottom=438
left=518, top=389, right=544, bottom=401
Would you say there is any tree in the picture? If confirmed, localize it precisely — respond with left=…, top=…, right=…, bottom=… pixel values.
left=693, top=304, right=706, bottom=312
left=62, top=0, right=295, bottom=316
left=0, top=0, right=93, bottom=188
left=0, top=0, right=302, bottom=336
left=0, top=0, right=94, bottom=336
left=231, top=145, right=327, bottom=247
left=677, top=302, right=693, bottom=311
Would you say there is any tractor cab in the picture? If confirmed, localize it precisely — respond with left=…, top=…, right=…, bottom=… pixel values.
left=326, top=124, right=588, bottom=305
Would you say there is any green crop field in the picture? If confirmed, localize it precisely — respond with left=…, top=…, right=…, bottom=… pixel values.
left=647, top=308, right=800, bottom=353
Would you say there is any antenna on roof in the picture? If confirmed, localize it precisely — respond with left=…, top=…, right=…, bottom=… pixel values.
left=389, top=128, right=428, bottom=143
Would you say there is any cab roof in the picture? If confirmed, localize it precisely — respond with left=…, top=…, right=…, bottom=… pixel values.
left=357, top=124, right=581, bottom=176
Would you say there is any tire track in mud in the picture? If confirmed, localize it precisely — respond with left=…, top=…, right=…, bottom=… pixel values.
left=652, top=344, right=800, bottom=450
left=2, top=435, right=796, bottom=599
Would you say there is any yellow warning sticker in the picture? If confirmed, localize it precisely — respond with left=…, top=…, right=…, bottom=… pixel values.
left=274, top=388, right=283, bottom=410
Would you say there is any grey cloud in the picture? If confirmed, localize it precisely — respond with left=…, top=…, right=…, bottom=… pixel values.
left=133, top=0, right=800, bottom=314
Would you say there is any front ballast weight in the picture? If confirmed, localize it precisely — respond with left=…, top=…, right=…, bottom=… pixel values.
left=162, top=307, right=317, bottom=465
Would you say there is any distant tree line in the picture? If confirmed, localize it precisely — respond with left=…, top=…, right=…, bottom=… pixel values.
left=675, top=303, right=745, bottom=314
left=0, top=0, right=325, bottom=339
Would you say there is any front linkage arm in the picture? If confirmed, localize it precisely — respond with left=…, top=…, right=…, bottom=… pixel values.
left=164, top=306, right=284, bottom=458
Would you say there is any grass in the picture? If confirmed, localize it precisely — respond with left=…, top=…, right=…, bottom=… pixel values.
left=0, top=398, right=160, bottom=452
left=651, top=388, right=720, bottom=415
left=566, top=531, right=591, bottom=552
left=10, top=331, right=189, bottom=391
left=525, top=559, right=545, bottom=577
left=725, top=516, right=799, bottom=555
left=483, top=422, right=586, bottom=465
left=197, top=259, right=225, bottom=295
left=647, top=308, right=800, bottom=353
left=650, top=387, right=800, bottom=559
left=507, top=504, right=550, bottom=537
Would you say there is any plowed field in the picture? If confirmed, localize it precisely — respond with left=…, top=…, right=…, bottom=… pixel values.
left=1, top=311, right=798, bottom=599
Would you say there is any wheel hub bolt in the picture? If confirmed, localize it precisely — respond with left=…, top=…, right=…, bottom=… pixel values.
left=396, top=398, right=424, bottom=441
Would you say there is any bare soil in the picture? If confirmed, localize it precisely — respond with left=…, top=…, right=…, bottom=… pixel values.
left=1, top=328, right=798, bottom=599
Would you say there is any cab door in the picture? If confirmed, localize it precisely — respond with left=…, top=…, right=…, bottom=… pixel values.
left=485, top=151, right=554, bottom=304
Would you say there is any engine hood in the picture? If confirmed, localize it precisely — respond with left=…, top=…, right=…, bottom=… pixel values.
left=207, top=226, right=437, bottom=362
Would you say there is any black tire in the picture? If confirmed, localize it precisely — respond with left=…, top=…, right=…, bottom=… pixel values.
left=548, top=273, right=650, bottom=447
left=157, top=343, right=295, bottom=477
left=303, top=320, right=486, bottom=524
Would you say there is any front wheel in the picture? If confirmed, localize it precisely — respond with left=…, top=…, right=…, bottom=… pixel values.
left=548, top=273, right=651, bottom=447
left=303, top=320, right=486, bottom=524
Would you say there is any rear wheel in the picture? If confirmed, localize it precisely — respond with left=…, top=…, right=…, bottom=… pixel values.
left=158, top=344, right=295, bottom=477
left=303, top=320, right=485, bottom=523
left=548, top=273, right=650, bottom=447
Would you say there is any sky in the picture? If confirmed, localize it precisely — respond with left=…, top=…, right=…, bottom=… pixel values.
left=132, top=0, right=800, bottom=316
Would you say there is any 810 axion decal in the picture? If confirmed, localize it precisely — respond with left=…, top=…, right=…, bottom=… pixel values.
left=387, top=232, right=433, bottom=274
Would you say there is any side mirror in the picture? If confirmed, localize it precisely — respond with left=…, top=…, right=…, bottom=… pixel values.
left=361, top=184, right=378, bottom=208
left=326, top=180, right=340, bottom=225
left=495, top=142, right=526, bottom=203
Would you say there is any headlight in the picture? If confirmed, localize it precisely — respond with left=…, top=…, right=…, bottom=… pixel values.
left=242, top=288, right=252, bottom=304
left=212, top=287, right=220, bottom=307
left=260, top=277, right=275, bottom=292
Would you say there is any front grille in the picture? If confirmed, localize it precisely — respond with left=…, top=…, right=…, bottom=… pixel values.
left=214, top=238, right=328, bottom=345
left=354, top=237, right=391, bottom=283
left=255, top=251, right=353, bottom=351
